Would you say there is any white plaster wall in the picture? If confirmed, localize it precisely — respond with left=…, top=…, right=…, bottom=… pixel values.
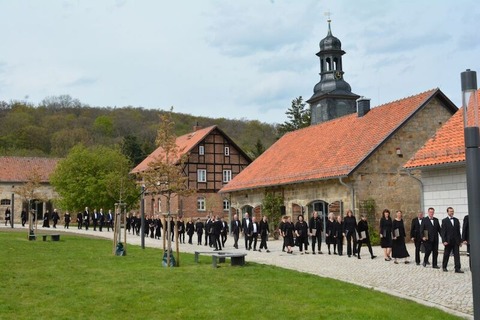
left=422, top=166, right=468, bottom=224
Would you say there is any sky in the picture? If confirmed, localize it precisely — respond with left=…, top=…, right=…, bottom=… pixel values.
left=0, top=0, right=479, bottom=124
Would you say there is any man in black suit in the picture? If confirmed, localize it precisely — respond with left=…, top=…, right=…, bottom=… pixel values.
left=106, top=210, right=114, bottom=231
left=231, top=214, right=241, bottom=249
left=195, top=218, right=204, bottom=245
left=248, top=216, right=259, bottom=251
left=83, top=207, right=90, bottom=230
left=242, top=213, right=251, bottom=250
left=92, top=209, right=99, bottom=231
left=204, top=216, right=211, bottom=246
left=410, top=211, right=424, bottom=265
left=213, top=216, right=223, bottom=251
left=420, top=207, right=440, bottom=269
left=441, top=207, right=463, bottom=273
left=462, top=215, right=470, bottom=253
left=98, top=209, right=105, bottom=232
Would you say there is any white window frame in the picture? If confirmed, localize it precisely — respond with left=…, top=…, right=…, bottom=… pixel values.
left=224, top=146, right=230, bottom=156
left=223, top=199, right=230, bottom=211
left=197, top=197, right=206, bottom=211
left=223, top=170, right=232, bottom=183
left=199, top=145, right=205, bottom=155
left=157, top=199, right=162, bottom=213
left=197, top=169, right=206, bottom=182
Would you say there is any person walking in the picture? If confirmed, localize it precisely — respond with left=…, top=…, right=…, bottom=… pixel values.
left=334, top=215, right=344, bottom=256
left=410, top=211, right=424, bottom=265
left=356, top=215, right=376, bottom=259
left=295, top=215, right=309, bottom=254
left=392, top=210, right=410, bottom=264
left=195, top=218, right=204, bottom=245
left=420, top=207, right=441, bottom=269
left=64, top=212, right=71, bottom=229
left=309, top=211, right=323, bottom=254
left=259, top=215, right=270, bottom=253
left=21, top=209, right=27, bottom=227
left=379, top=209, right=393, bottom=261
left=42, top=210, right=50, bottom=228
left=282, top=216, right=295, bottom=254
left=186, top=218, right=195, bottom=245
left=441, top=207, right=463, bottom=273
left=4, top=207, right=11, bottom=226
left=325, top=213, right=336, bottom=255
left=231, top=214, right=241, bottom=249
left=344, top=209, right=357, bottom=257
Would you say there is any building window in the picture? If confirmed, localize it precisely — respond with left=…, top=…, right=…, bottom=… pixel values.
left=158, top=199, right=162, bottom=213
left=224, top=146, right=230, bottom=156
left=199, top=145, right=205, bottom=155
left=197, top=169, right=206, bottom=182
left=1, top=199, right=11, bottom=206
left=223, top=199, right=230, bottom=211
left=223, top=170, right=232, bottom=183
left=197, top=197, right=206, bottom=211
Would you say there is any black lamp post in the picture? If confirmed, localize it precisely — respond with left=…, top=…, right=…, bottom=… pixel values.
left=461, top=69, right=480, bottom=319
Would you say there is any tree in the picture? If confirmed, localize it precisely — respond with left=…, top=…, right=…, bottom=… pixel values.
left=139, top=109, right=194, bottom=266
left=121, top=135, right=145, bottom=166
left=50, top=145, right=139, bottom=212
left=16, top=167, right=45, bottom=233
left=252, top=139, right=265, bottom=159
left=261, top=192, right=284, bottom=239
left=277, top=96, right=311, bottom=137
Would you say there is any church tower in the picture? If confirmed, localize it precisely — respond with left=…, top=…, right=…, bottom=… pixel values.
left=307, top=20, right=359, bottom=125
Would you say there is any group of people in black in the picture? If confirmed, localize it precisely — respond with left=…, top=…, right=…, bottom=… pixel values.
left=76, top=207, right=114, bottom=232
left=409, top=207, right=468, bottom=273
left=228, top=213, right=270, bottom=252
left=279, top=210, right=377, bottom=259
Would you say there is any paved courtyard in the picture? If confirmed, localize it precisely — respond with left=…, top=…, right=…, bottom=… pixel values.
left=3, top=224, right=473, bottom=319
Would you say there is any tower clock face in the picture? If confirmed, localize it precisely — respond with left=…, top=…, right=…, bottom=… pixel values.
left=334, top=71, right=342, bottom=80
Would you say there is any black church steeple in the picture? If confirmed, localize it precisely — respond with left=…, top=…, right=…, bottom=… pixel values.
left=307, top=20, right=359, bottom=125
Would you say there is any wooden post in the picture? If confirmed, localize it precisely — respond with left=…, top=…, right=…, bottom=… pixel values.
left=175, top=215, right=180, bottom=267
left=123, top=207, right=127, bottom=253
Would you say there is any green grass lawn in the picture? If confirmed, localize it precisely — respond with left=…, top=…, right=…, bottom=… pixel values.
left=0, top=231, right=460, bottom=320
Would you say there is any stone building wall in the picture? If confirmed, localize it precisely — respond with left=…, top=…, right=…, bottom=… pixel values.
left=353, top=97, right=454, bottom=231
left=0, top=182, right=57, bottom=224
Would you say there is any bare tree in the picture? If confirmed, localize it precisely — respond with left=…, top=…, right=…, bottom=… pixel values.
left=16, top=167, right=46, bottom=236
left=140, top=109, right=193, bottom=266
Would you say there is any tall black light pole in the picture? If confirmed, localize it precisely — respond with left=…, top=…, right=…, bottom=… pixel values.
left=461, top=69, right=480, bottom=319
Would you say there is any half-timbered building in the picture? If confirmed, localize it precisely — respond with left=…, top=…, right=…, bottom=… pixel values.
left=131, top=125, right=251, bottom=219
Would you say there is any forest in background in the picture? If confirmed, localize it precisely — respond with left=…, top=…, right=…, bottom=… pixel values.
left=0, top=95, right=279, bottom=165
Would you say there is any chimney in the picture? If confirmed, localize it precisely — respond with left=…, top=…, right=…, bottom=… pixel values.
left=193, top=121, right=202, bottom=132
left=357, top=97, right=371, bottom=117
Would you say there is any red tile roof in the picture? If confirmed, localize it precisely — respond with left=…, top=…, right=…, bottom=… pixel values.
left=131, top=125, right=217, bottom=174
left=405, top=90, right=480, bottom=169
left=0, top=157, right=59, bottom=183
left=220, top=89, right=456, bottom=193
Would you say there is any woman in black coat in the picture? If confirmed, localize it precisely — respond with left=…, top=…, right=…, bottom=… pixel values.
left=379, top=209, right=393, bottom=261
left=186, top=218, right=195, bottom=244
left=343, top=209, right=357, bottom=257
left=295, top=215, right=309, bottom=254
left=282, top=216, right=295, bottom=254
left=392, top=210, right=410, bottom=264
left=325, top=213, right=336, bottom=255
left=334, top=215, right=345, bottom=256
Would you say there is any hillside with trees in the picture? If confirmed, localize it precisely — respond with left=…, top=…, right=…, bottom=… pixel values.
left=0, top=95, right=279, bottom=164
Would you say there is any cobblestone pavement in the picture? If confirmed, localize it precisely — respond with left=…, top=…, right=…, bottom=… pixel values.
left=4, top=224, right=473, bottom=319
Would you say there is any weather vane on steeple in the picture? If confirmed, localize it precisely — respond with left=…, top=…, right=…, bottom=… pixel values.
left=324, top=11, right=333, bottom=33
left=324, top=10, right=332, bottom=23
